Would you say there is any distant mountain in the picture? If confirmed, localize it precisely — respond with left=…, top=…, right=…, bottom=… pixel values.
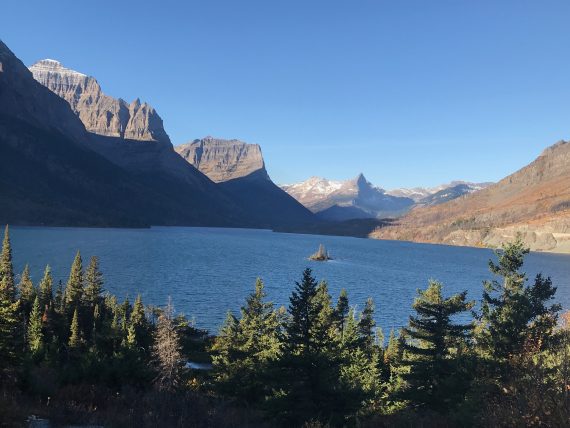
left=176, top=137, right=315, bottom=227
left=417, top=182, right=491, bottom=206
left=386, top=181, right=491, bottom=203
left=281, top=174, right=415, bottom=220
left=372, top=141, right=570, bottom=253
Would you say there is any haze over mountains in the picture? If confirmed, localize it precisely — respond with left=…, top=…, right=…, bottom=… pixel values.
left=282, top=175, right=489, bottom=221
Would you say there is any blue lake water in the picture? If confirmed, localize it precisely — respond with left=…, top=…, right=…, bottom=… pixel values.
left=9, top=226, right=570, bottom=335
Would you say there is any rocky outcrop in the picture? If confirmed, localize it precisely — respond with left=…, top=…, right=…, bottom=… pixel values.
left=176, top=136, right=315, bottom=227
left=371, top=141, right=570, bottom=253
left=175, top=137, right=268, bottom=182
left=29, top=59, right=170, bottom=144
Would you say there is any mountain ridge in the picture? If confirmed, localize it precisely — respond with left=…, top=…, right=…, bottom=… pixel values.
left=281, top=175, right=489, bottom=221
left=371, top=140, right=570, bottom=252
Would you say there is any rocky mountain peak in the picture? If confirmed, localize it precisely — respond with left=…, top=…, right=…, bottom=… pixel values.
left=175, top=137, right=268, bottom=183
left=29, top=59, right=170, bottom=145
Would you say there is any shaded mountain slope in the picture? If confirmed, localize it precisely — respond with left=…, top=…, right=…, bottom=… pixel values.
left=177, top=137, right=315, bottom=228
left=0, top=40, right=245, bottom=227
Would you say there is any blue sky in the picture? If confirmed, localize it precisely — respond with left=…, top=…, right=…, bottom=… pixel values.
left=3, top=0, right=570, bottom=188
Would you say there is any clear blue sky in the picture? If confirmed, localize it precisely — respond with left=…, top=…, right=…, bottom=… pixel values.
left=3, top=0, right=570, bottom=188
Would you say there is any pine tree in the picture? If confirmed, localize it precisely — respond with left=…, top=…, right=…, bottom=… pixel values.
left=54, top=280, right=64, bottom=313
left=28, top=296, right=43, bottom=355
left=401, top=280, right=474, bottom=413
left=211, top=278, right=281, bottom=403
left=477, top=239, right=560, bottom=377
left=0, top=225, right=19, bottom=372
left=83, top=256, right=103, bottom=308
left=153, top=298, right=183, bottom=391
left=358, top=297, right=376, bottom=355
left=335, top=288, right=350, bottom=338
left=271, top=269, right=345, bottom=424
left=38, top=265, right=53, bottom=308
left=68, top=307, right=82, bottom=349
left=18, top=264, right=36, bottom=321
left=65, top=251, right=83, bottom=308
left=0, top=225, right=15, bottom=301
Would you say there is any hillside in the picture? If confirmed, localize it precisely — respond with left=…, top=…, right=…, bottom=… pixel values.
left=371, top=141, right=570, bottom=252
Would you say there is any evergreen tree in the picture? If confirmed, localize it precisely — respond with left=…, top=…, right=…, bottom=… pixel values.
left=401, top=280, right=474, bottom=413
left=270, top=269, right=345, bottom=424
left=38, top=265, right=53, bottom=308
left=338, top=306, right=381, bottom=414
left=0, top=225, right=15, bottom=301
left=54, top=280, right=64, bottom=313
left=0, top=225, right=19, bottom=372
left=69, top=307, right=82, bottom=349
left=477, top=239, right=560, bottom=377
left=335, top=288, right=349, bottom=338
left=211, top=278, right=281, bottom=403
left=358, top=297, right=376, bottom=355
left=153, top=298, right=183, bottom=391
left=65, top=251, right=84, bottom=308
left=18, top=264, right=35, bottom=315
left=83, top=256, right=103, bottom=307
left=28, top=296, right=43, bottom=355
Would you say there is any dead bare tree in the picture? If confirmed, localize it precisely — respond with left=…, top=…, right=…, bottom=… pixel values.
left=152, top=297, right=183, bottom=391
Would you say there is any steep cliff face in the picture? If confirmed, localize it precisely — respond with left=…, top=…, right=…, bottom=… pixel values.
left=175, top=137, right=315, bottom=227
left=0, top=41, right=150, bottom=226
left=175, top=137, right=268, bottom=182
left=0, top=41, right=250, bottom=227
left=372, top=141, right=570, bottom=253
left=0, top=49, right=87, bottom=144
left=28, top=58, right=226, bottom=191
left=29, top=59, right=170, bottom=144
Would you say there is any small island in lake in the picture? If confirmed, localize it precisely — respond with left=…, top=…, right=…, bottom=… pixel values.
left=309, top=244, right=332, bottom=261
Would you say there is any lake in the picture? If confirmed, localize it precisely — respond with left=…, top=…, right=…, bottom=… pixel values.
left=9, top=226, right=570, bottom=335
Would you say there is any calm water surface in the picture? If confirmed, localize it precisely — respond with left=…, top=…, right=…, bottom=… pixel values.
left=9, top=226, right=570, bottom=334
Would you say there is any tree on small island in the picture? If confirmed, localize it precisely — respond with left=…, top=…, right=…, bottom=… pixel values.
left=309, top=244, right=332, bottom=261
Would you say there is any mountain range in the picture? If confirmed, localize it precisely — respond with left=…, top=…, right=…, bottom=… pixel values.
left=4, top=38, right=570, bottom=253
left=281, top=175, right=489, bottom=221
left=372, top=141, right=570, bottom=252
left=0, top=39, right=312, bottom=228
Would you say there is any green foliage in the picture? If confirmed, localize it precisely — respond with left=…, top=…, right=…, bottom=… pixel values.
left=477, top=239, right=560, bottom=379
left=211, top=278, right=281, bottom=403
left=0, top=225, right=15, bottom=301
left=1, top=230, right=569, bottom=427
left=401, top=280, right=474, bottom=413
left=65, top=251, right=83, bottom=308
left=83, top=256, right=103, bottom=307
left=0, top=225, right=19, bottom=372
left=27, top=296, right=43, bottom=355
left=38, top=265, right=53, bottom=308
left=18, top=264, right=35, bottom=315
left=358, top=297, right=376, bottom=354
left=68, top=307, right=82, bottom=349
